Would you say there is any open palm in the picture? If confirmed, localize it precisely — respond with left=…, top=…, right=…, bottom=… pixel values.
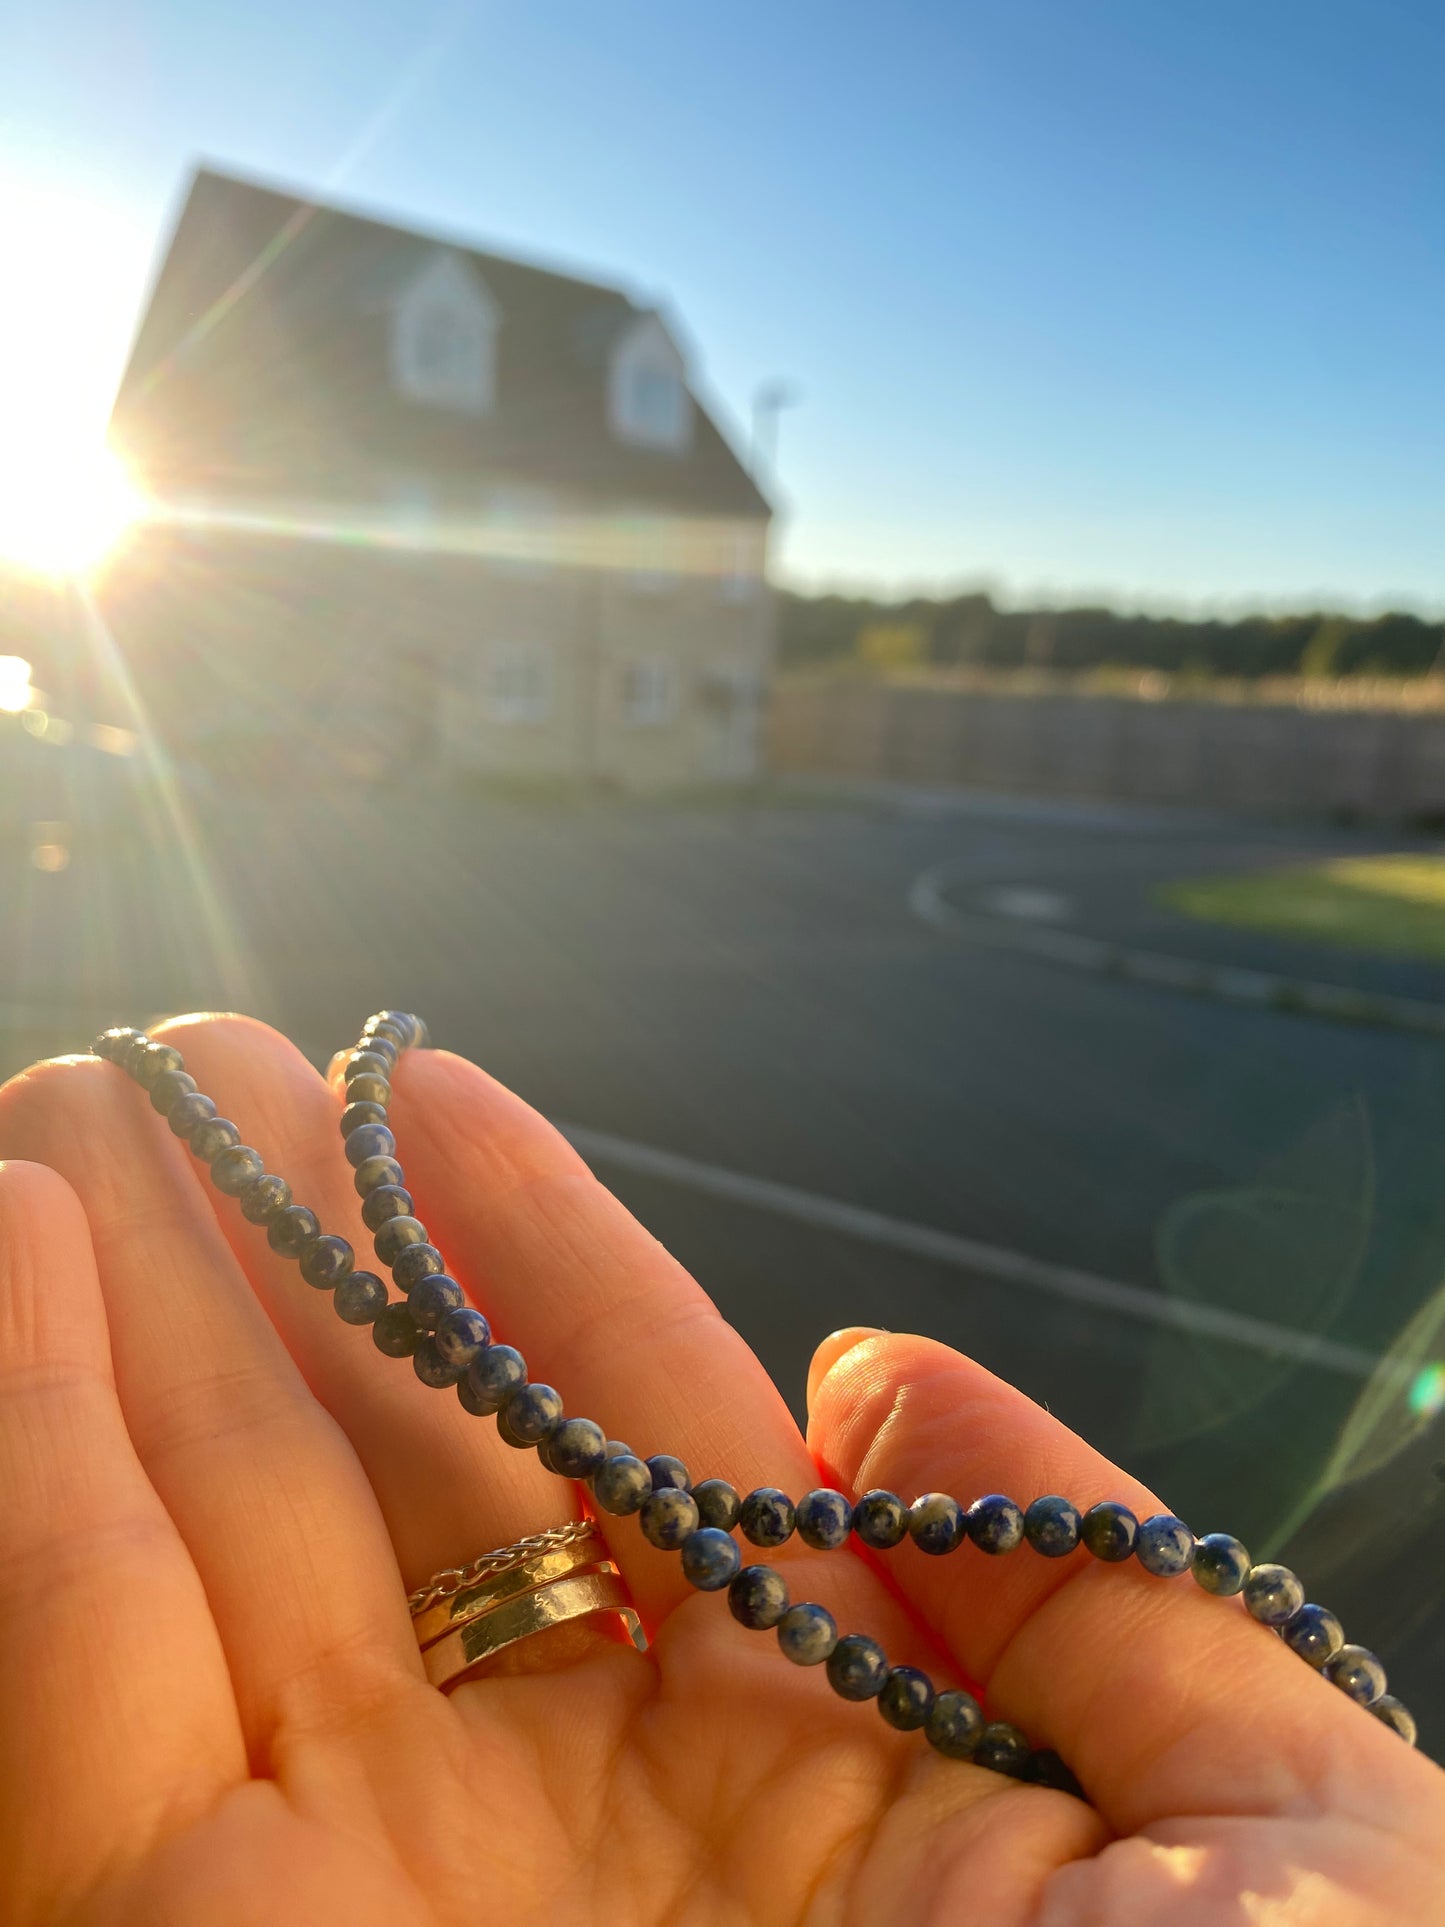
left=0, top=1014, right=1439, bottom=1927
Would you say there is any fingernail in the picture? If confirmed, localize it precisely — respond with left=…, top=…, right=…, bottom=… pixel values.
left=806, top=1326, right=887, bottom=1410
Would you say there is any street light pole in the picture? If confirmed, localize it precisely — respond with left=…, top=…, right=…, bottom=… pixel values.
left=750, top=380, right=799, bottom=484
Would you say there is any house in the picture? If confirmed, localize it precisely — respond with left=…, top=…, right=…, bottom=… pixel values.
left=102, top=165, right=774, bottom=787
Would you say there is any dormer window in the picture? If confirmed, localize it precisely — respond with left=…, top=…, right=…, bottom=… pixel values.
left=392, top=252, right=498, bottom=415
left=609, top=313, right=692, bottom=453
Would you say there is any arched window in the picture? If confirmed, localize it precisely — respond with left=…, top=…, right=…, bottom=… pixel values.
left=392, top=252, right=498, bottom=415
left=609, top=314, right=692, bottom=453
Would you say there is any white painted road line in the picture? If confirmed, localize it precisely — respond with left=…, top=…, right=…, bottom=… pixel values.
left=560, top=1122, right=1391, bottom=1384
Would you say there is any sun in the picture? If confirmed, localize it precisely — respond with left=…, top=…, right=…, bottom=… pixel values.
left=0, top=442, right=148, bottom=579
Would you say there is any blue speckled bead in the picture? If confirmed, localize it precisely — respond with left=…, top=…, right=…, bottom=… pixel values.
left=345, top=1122, right=395, bottom=1168
left=1324, top=1645, right=1387, bottom=1705
left=601, top=1439, right=634, bottom=1461
left=796, top=1488, right=853, bottom=1550
left=93, top=1026, right=144, bottom=1061
left=974, top=1722, right=1032, bottom=1778
left=647, top=1454, right=690, bottom=1492
left=826, top=1633, right=889, bottom=1701
left=641, top=1488, right=700, bottom=1549
left=413, top=1336, right=464, bottom=1388
left=1080, top=1501, right=1137, bottom=1562
left=135, top=1042, right=184, bottom=1089
left=550, top=1418, right=608, bottom=1480
left=300, top=1234, right=354, bottom=1290
left=211, top=1145, right=265, bottom=1196
left=593, top=1453, right=653, bottom=1515
left=728, top=1564, right=790, bottom=1630
left=353, top=1154, right=404, bottom=1196
left=740, top=1487, right=796, bottom=1547
left=692, top=1479, right=742, bottom=1531
left=966, top=1494, right=1025, bottom=1555
left=681, top=1527, right=742, bottom=1592
left=1026, top=1750, right=1085, bottom=1798
left=239, top=1173, right=291, bottom=1226
left=463, top=1344, right=527, bottom=1413
left=1192, top=1533, right=1251, bottom=1596
left=373, top=1215, right=428, bottom=1266
left=190, top=1115, right=241, bottom=1163
left=908, top=1492, right=966, bottom=1555
left=373, top=1302, right=421, bottom=1357
left=168, top=1091, right=217, bottom=1138
left=925, top=1688, right=984, bottom=1759
left=1023, top=1495, right=1082, bottom=1558
left=853, top=1490, right=908, bottom=1549
left=407, top=1273, right=464, bottom=1330
left=356, top=1031, right=397, bottom=1066
left=777, top=1602, right=837, bottom=1666
left=877, top=1665, right=934, bottom=1730
left=149, top=1068, right=197, bottom=1115
left=346, top=1049, right=393, bottom=1084
left=434, top=1305, right=491, bottom=1367
left=1242, top=1563, right=1305, bottom=1626
left=1135, top=1514, right=1195, bottom=1577
left=340, top=1099, right=387, bottom=1138
left=361, top=1184, right=414, bottom=1232
left=502, top=1383, right=563, bottom=1445
left=267, top=1205, right=320, bottom=1257
left=1371, top=1697, right=1418, bottom=1745
left=347, top=1072, right=390, bottom=1108
left=1282, top=1603, right=1344, bottom=1669
left=394, top=1243, right=445, bottom=1290
left=333, top=1271, right=388, bottom=1325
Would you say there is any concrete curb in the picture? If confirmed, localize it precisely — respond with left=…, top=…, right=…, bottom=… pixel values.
left=908, top=864, right=1445, bottom=1039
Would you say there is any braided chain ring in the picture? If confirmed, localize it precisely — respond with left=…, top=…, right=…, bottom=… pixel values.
left=408, top=1519, right=599, bottom=1615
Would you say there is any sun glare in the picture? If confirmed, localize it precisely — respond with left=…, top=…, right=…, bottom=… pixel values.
left=0, top=443, right=147, bottom=578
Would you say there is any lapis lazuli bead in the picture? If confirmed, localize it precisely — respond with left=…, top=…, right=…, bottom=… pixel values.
left=796, top=1488, right=853, bottom=1550
left=966, top=1494, right=1025, bottom=1555
left=373, top=1215, right=428, bottom=1266
left=149, top=1068, right=197, bottom=1116
left=503, top=1383, right=563, bottom=1445
left=353, top=1154, right=404, bottom=1196
left=333, top=1271, right=388, bottom=1325
left=190, top=1115, right=241, bottom=1163
left=434, top=1305, right=490, bottom=1367
left=463, top=1344, right=527, bottom=1413
left=877, top=1665, right=934, bottom=1730
left=908, top=1492, right=966, bottom=1555
left=300, top=1234, right=354, bottom=1290
left=681, top=1527, right=742, bottom=1592
left=1243, top=1564, right=1305, bottom=1626
left=168, top=1091, right=217, bottom=1139
left=777, top=1602, right=837, bottom=1666
left=1136, top=1514, right=1194, bottom=1576
left=647, top=1454, right=690, bottom=1492
left=740, top=1487, right=796, bottom=1547
left=408, top=1275, right=465, bottom=1331
left=925, top=1689, right=983, bottom=1759
left=550, top=1418, right=607, bottom=1480
left=640, top=1488, right=700, bottom=1550
left=347, top=1072, right=391, bottom=1108
left=1371, top=1697, right=1418, bottom=1745
left=345, top=1049, right=393, bottom=1084
left=136, top=1042, right=184, bottom=1089
left=345, top=1122, right=395, bottom=1169
left=1080, top=1502, right=1137, bottom=1562
left=1023, top=1495, right=1082, bottom=1558
left=239, top=1173, right=291, bottom=1226
left=413, top=1336, right=463, bottom=1388
left=1026, top=1750, right=1085, bottom=1798
left=852, top=1490, right=908, bottom=1549
left=593, top=1454, right=652, bottom=1515
left=211, top=1145, right=265, bottom=1196
left=974, top=1722, right=1032, bottom=1778
left=339, top=1099, right=387, bottom=1139
left=692, top=1479, right=742, bottom=1531
left=1324, top=1645, right=1387, bottom=1705
left=394, top=1243, right=445, bottom=1290
left=728, top=1564, right=790, bottom=1630
left=267, top=1205, right=320, bottom=1257
left=361, top=1184, right=414, bottom=1232
left=1282, top=1603, right=1344, bottom=1669
left=826, top=1633, right=889, bottom=1702
left=1192, top=1533, right=1251, bottom=1596
left=373, top=1302, right=421, bottom=1357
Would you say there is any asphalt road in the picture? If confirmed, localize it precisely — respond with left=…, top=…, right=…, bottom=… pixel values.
left=3, top=765, right=1443, bottom=1749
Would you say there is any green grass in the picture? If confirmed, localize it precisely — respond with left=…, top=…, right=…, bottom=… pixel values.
left=1158, top=855, right=1445, bottom=962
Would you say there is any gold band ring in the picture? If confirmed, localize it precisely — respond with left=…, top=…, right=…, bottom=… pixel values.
left=421, top=1570, right=645, bottom=1690
left=410, top=1527, right=611, bottom=1649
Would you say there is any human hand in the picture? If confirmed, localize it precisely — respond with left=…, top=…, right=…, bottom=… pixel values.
left=0, top=1015, right=1439, bottom=1926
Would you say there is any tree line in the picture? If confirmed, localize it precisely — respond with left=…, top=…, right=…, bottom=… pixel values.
left=777, top=590, right=1445, bottom=681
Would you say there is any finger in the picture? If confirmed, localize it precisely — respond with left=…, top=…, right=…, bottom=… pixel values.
left=0, top=1161, right=245, bottom=1924
left=156, top=1015, right=572, bottom=1590
left=807, top=1331, right=1439, bottom=1834
left=0, top=1054, right=418, bottom=1755
left=371, top=1047, right=816, bottom=1625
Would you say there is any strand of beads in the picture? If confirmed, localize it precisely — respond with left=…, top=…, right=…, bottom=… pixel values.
left=89, top=1015, right=1419, bottom=1773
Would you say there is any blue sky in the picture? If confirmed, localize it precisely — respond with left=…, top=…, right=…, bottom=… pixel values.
left=3, top=0, right=1442, bottom=611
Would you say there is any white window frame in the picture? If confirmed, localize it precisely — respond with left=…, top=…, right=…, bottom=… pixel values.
left=609, top=314, right=693, bottom=453
left=392, top=253, right=498, bottom=416
left=619, top=656, right=677, bottom=728
left=484, top=639, right=554, bottom=726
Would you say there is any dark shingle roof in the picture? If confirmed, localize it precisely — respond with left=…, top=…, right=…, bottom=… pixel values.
left=110, top=165, right=769, bottom=518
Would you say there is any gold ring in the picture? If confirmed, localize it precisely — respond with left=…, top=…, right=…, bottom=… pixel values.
left=411, top=1529, right=610, bottom=1649
left=422, top=1570, right=645, bottom=1690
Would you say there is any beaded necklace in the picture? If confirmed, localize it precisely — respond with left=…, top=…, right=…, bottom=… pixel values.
left=89, top=1012, right=1420, bottom=1786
